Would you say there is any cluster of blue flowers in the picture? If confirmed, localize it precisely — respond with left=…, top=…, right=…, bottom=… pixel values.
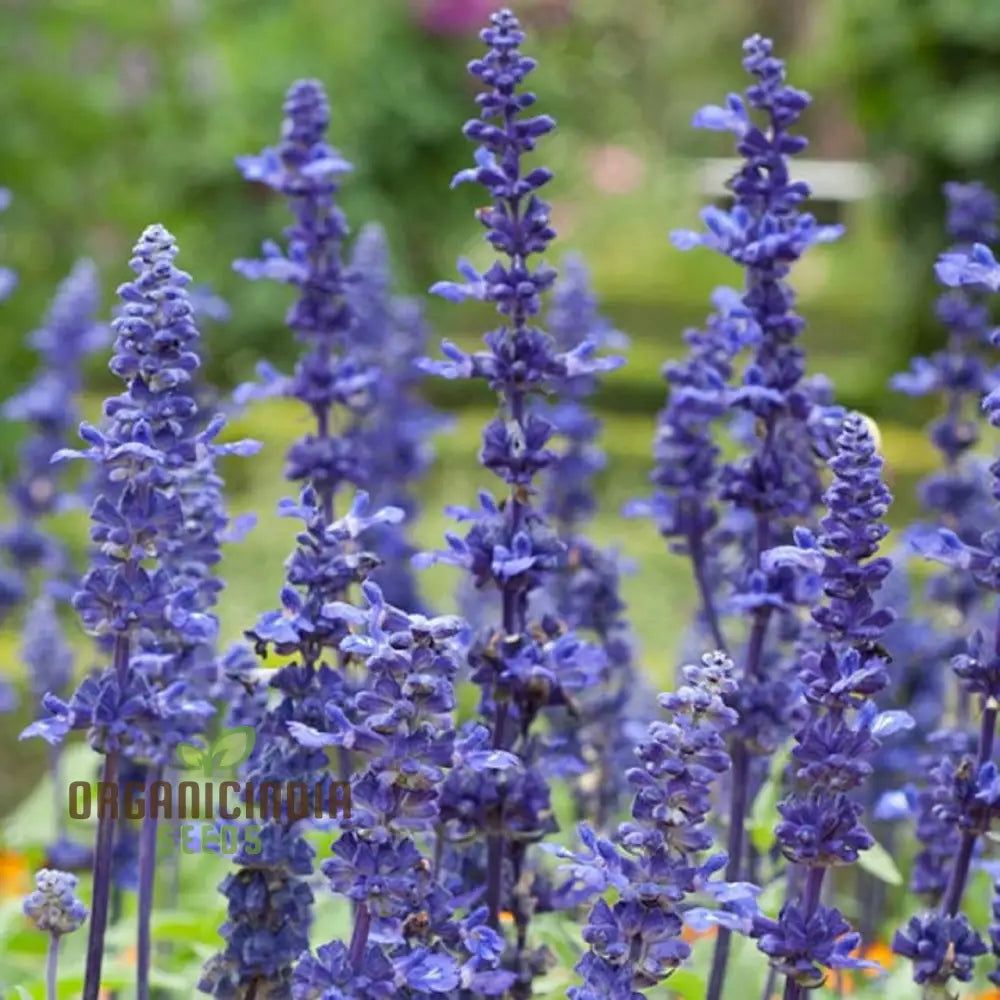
left=631, top=32, right=856, bottom=1000
left=886, top=235, right=1000, bottom=994
left=417, top=10, right=630, bottom=994
left=750, top=413, right=902, bottom=996
left=552, top=650, right=753, bottom=1000
left=202, top=78, right=384, bottom=998
left=12, top=9, right=1000, bottom=1000
left=0, top=257, right=108, bottom=866
left=20, top=225, right=255, bottom=1000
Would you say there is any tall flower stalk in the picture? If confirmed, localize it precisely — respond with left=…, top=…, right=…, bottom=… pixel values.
left=2, top=259, right=106, bottom=866
left=627, top=286, right=754, bottom=654
left=884, top=182, right=1000, bottom=903
left=1, top=259, right=106, bottom=603
left=750, top=413, right=899, bottom=998
left=418, top=9, right=619, bottom=994
left=201, top=78, right=384, bottom=997
left=21, top=225, right=250, bottom=1000
left=663, top=36, right=843, bottom=1000
left=553, top=651, right=756, bottom=1000
left=891, top=240, right=1000, bottom=994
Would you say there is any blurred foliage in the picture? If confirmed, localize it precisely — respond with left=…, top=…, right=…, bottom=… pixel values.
left=0, top=0, right=918, bottom=426
left=826, top=0, right=1000, bottom=357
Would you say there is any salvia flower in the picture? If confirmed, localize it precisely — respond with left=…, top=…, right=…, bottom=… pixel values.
left=892, top=182, right=999, bottom=468
left=419, top=9, right=619, bottom=994
left=200, top=493, right=398, bottom=999
left=669, top=36, right=845, bottom=1000
left=893, top=912, right=986, bottom=988
left=24, top=867, right=87, bottom=1000
left=204, top=75, right=421, bottom=998
left=557, top=652, right=756, bottom=999
left=753, top=413, right=899, bottom=997
left=890, top=182, right=999, bottom=759
left=234, top=77, right=374, bottom=507
left=290, top=582, right=514, bottom=997
left=890, top=239, right=1000, bottom=992
left=0, top=258, right=106, bottom=619
left=626, top=286, right=754, bottom=650
left=884, top=188, right=1000, bottom=900
left=24, top=867, right=88, bottom=937
left=670, top=32, right=843, bottom=548
left=22, top=228, right=250, bottom=762
left=20, top=225, right=253, bottom=999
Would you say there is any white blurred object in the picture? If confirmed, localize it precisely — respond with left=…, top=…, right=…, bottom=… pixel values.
left=697, top=158, right=877, bottom=203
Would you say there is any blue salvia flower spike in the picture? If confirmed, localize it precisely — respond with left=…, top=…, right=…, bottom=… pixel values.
left=418, top=9, right=622, bottom=993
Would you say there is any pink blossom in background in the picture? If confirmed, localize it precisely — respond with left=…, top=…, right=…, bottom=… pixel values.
left=414, top=0, right=572, bottom=37
left=414, top=0, right=499, bottom=36
left=587, top=144, right=646, bottom=194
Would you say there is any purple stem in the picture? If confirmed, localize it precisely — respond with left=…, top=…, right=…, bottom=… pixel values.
left=941, top=695, right=997, bottom=917
left=136, top=763, right=164, bottom=1000
left=706, top=510, right=774, bottom=1000
left=81, top=633, right=130, bottom=1000
left=348, top=902, right=371, bottom=971
left=760, top=965, right=777, bottom=1000
left=485, top=828, right=504, bottom=931
left=483, top=82, right=531, bottom=928
left=50, top=746, right=64, bottom=840
left=687, top=521, right=728, bottom=653
left=46, top=934, right=60, bottom=1000
left=783, top=867, right=826, bottom=1000
left=705, top=740, right=749, bottom=1000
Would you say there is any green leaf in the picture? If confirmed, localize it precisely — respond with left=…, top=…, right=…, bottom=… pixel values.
left=747, top=741, right=792, bottom=854
left=857, top=837, right=904, bottom=886
left=665, top=969, right=706, bottom=999
left=174, top=742, right=206, bottom=771
left=209, top=726, right=256, bottom=771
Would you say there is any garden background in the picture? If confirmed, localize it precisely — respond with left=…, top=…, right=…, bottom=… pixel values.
left=2, top=0, right=1000, bottom=993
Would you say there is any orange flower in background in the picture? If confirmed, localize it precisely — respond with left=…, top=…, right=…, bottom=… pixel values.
left=860, top=939, right=896, bottom=976
left=829, top=939, right=897, bottom=995
left=0, top=849, right=30, bottom=899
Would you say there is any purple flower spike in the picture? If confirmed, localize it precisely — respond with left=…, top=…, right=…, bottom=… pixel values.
left=415, top=9, right=621, bottom=993
left=748, top=413, right=899, bottom=997
left=568, top=652, right=754, bottom=997
left=0, top=258, right=107, bottom=631
left=15, top=225, right=252, bottom=1000
left=656, top=36, right=851, bottom=1000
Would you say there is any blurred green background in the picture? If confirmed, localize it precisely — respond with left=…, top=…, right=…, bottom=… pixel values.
left=3, top=0, right=1000, bottom=428
left=2, top=0, right=1000, bottom=815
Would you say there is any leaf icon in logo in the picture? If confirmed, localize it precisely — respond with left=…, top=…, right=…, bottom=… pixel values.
left=209, top=726, right=256, bottom=775
left=175, top=741, right=207, bottom=772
